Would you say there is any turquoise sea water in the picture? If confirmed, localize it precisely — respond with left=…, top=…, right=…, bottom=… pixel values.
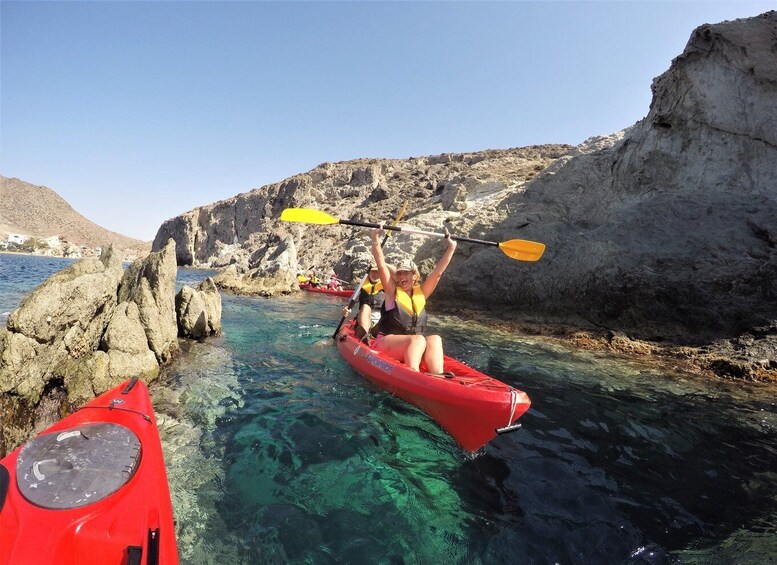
left=2, top=253, right=776, bottom=564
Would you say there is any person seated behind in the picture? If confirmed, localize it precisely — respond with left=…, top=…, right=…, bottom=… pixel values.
left=297, top=272, right=309, bottom=285
left=341, top=260, right=393, bottom=340
left=356, top=259, right=384, bottom=337
left=369, top=224, right=456, bottom=374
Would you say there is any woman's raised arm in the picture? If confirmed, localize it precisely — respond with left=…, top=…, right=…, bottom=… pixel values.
left=421, top=229, right=457, bottom=297
left=371, top=226, right=395, bottom=296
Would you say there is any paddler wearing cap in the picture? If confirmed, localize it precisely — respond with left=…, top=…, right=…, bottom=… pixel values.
left=369, top=223, right=457, bottom=375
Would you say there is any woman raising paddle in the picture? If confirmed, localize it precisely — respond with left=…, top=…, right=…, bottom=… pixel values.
left=370, top=224, right=456, bottom=375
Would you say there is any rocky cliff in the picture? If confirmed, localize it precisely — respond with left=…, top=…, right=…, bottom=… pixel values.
left=153, top=144, right=569, bottom=271
left=464, top=11, right=777, bottom=343
left=154, top=13, right=776, bottom=351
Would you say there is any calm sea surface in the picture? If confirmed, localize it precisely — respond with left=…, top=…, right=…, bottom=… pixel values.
left=1, top=253, right=775, bottom=564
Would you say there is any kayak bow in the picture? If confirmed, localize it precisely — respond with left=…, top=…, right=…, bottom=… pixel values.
left=0, top=377, right=178, bottom=565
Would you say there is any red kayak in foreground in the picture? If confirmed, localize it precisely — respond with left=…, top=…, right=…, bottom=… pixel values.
left=336, top=322, right=531, bottom=451
left=299, top=281, right=353, bottom=297
left=0, top=377, right=178, bottom=565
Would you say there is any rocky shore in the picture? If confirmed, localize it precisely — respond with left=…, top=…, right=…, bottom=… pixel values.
left=153, top=12, right=777, bottom=383
left=462, top=313, right=777, bottom=385
left=0, top=240, right=222, bottom=457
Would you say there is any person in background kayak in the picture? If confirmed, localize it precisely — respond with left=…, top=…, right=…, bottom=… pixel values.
left=326, top=270, right=342, bottom=291
left=370, top=224, right=456, bottom=374
left=341, top=259, right=394, bottom=341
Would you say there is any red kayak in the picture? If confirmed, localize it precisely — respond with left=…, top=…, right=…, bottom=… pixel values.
left=0, top=377, right=178, bottom=565
left=299, top=281, right=353, bottom=298
left=336, top=322, right=530, bottom=451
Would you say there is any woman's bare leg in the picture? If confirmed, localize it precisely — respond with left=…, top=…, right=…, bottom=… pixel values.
left=356, top=304, right=372, bottom=332
left=404, top=335, right=427, bottom=371
left=423, top=335, right=444, bottom=374
left=374, top=334, right=427, bottom=371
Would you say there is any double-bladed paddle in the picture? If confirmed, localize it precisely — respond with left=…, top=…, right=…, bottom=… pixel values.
left=280, top=207, right=545, bottom=262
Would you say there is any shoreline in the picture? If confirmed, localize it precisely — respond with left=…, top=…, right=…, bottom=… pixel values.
left=436, top=305, right=777, bottom=385
left=0, top=248, right=147, bottom=264
left=208, top=282, right=777, bottom=386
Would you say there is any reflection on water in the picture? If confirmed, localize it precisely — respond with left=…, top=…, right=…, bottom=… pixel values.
left=2, top=255, right=774, bottom=563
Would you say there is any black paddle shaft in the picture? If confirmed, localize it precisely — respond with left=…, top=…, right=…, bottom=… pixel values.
left=338, top=219, right=500, bottom=248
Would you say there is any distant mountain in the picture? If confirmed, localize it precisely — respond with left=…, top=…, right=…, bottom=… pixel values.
left=0, top=176, right=150, bottom=258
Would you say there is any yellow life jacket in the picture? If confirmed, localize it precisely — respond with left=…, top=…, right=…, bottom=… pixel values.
left=359, top=277, right=384, bottom=309
left=362, top=278, right=383, bottom=295
left=379, top=285, right=428, bottom=335
left=395, top=285, right=425, bottom=317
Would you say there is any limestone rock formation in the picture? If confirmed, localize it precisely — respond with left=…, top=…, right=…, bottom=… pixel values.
left=102, top=301, right=160, bottom=381
left=176, top=277, right=223, bottom=339
left=0, top=239, right=225, bottom=456
left=2, top=250, right=124, bottom=406
left=441, top=11, right=777, bottom=344
left=119, top=239, right=179, bottom=363
left=211, top=235, right=300, bottom=296
left=154, top=145, right=568, bottom=281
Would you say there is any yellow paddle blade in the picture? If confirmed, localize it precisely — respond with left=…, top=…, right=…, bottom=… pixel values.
left=385, top=200, right=408, bottom=237
left=280, top=208, right=340, bottom=225
left=499, top=239, right=546, bottom=262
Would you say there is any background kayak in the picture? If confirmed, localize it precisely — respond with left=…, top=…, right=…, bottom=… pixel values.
left=299, top=282, right=353, bottom=297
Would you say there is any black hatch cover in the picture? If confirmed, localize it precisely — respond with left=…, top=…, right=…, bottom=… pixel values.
left=16, top=422, right=141, bottom=509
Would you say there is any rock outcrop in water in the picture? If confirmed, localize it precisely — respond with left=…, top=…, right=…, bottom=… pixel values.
left=154, top=13, right=777, bottom=378
left=0, top=240, right=223, bottom=456
left=175, top=278, right=223, bottom=339
left=210, top=234, right=300, bottom=296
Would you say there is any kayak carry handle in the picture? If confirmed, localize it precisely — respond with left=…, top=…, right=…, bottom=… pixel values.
left=0, top=464, right=9, bottom=513
left=495, top=423, right=522, bottom=435
left=122, top=376, right=140, bottom=394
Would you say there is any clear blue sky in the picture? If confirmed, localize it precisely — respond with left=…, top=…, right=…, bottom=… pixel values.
left=1, top=1, right=773, bottom=241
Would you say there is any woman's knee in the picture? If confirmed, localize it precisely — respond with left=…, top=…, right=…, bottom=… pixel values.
left=409, top=335, right=427, bottom=348
left=425, top=335, right=442, bottom=349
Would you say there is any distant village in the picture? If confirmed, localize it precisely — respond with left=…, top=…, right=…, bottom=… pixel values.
left=0, top=233, right=102, bottom=258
